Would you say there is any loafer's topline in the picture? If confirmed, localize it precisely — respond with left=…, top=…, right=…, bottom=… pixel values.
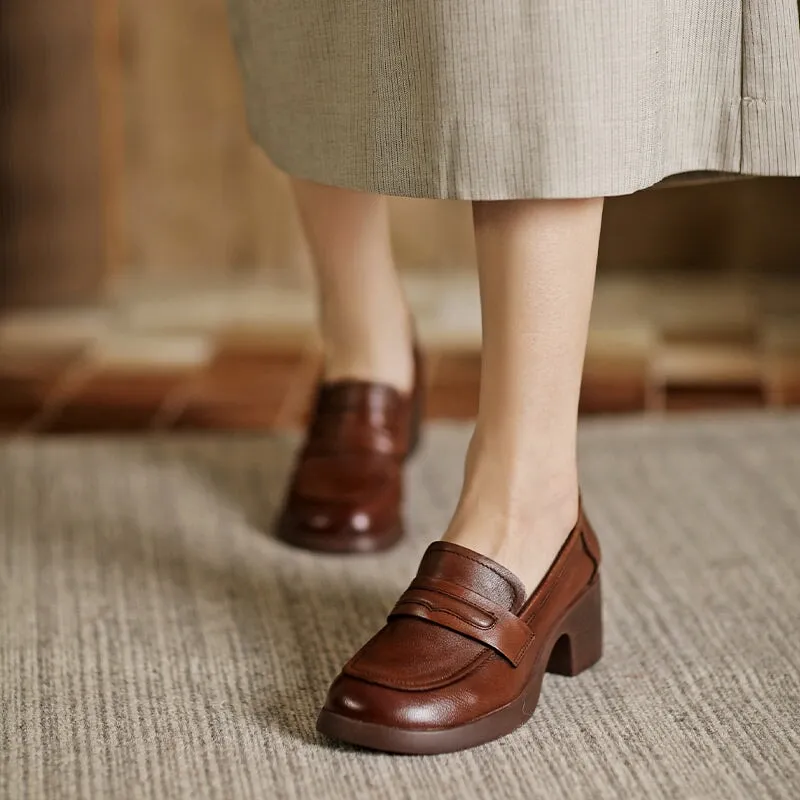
left=317, top=506, right=602, bottom=753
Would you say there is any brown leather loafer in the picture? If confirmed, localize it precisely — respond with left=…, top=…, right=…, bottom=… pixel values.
left=317, top=506, right=602, bottom=753
left=275, top=350, right=423, bottom=553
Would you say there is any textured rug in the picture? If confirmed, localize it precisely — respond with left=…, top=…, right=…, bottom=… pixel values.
left=1, top=415, right=799, bottom=800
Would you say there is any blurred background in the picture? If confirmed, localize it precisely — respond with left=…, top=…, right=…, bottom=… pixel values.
left=1, top=0, right=799, bottom=433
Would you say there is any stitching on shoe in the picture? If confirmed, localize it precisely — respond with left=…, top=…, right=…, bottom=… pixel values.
left=523, top=559, right=567, bottom=625
left=392, top=597, right=498, bottom=630
left=405, top=580, right=504, bottom=622
left=513, top=629, right=537, bottom=663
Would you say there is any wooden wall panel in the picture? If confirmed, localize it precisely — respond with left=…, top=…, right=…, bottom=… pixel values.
left=0, top=0, right=106, bottom=308
left=601, top=178, right=800, bottom=274
left=118, top=0, right=312, bottom=282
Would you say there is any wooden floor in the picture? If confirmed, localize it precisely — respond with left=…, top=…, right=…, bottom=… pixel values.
left=1, top=269, right=799, bottom=433
left=3, top=343, right=799, bottom=434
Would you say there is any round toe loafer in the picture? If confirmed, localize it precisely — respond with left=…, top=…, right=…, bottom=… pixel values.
left=317, top=505, right=603, bottom=754
left=273, top=349, right=423, bottom=554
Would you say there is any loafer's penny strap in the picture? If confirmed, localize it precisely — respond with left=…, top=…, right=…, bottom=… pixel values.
left=388, top=575, right=535, bottom=667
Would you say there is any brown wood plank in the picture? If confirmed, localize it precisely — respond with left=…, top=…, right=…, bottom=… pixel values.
left=0, top=0, right=107, bottom=307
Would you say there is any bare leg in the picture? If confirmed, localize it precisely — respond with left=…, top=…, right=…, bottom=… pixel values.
left=444, top=198, right=603, bottom=594
left=290, top=178, right=413, bottom=391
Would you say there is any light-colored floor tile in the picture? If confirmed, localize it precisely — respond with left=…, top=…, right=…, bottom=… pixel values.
left=586, top=325, right=655, bottom=360
left=0, top=309, right=111, bottom=350
left=86, top=334, right=214, bottom=371
left=104, top=269, right=671, bottom=353
left=404, top=270, right=481, bottom=349
left=213, top=326, right=315, bottom=353
left=653, top=343, right=763, bottom=385
left=116, top=284, right=316, bottom=334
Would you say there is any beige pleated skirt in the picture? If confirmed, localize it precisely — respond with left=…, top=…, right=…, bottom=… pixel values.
left=226, top=1, right=800, bottom=200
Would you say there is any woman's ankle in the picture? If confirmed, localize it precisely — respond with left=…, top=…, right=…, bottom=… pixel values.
left=442, top=469, right=580, bottom=594
left=320, top=314, right=415, bottom=392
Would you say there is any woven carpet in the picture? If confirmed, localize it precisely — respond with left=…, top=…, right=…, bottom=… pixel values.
left=2, top=415, right=799, bottom=799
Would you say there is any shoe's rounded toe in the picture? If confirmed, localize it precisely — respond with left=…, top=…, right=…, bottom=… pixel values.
left=275, top=504, right=402, bottom=553
left=320, top=673, right=454, bottom=731
left=276, top=453, right=404, bottom=553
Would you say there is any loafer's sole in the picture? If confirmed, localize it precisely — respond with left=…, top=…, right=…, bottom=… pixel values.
left=316, top=579, right=602, bottom=754
left=317, top=690, right=536, bottom=755
left=275, top=520, right=404, bottom=554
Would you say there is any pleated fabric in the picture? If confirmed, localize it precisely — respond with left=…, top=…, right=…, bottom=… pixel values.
left=226, top=1, right=800, bottom=199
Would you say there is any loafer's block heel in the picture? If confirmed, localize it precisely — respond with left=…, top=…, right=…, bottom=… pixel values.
left=546, top=578, right=603, bottom=677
